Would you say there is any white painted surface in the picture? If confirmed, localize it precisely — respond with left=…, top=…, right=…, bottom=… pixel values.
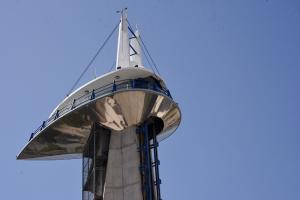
left=49, top=67, right=165, bottom=117
left=116, top=9, right=130, bottom=69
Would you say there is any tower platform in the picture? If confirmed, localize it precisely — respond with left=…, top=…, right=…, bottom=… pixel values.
left=17, top=67, right=181, bottom=160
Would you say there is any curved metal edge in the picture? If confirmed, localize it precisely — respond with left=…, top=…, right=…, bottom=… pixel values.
left=17, top=89, right=181, bottom=160
left=18, top=153, right=82, bottom=160
left=157, top=104, right=182, bottom=142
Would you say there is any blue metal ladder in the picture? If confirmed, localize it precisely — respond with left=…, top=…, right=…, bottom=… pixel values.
left=137, top=123, right=162, bottom=200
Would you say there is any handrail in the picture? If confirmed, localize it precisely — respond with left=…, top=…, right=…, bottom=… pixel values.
left=29, top=78, right=172, bottom=141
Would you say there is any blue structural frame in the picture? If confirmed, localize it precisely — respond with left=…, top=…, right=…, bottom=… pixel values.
left=152, top=127, right=162, bottom=199
left=137, top=123, right=162, bottom=200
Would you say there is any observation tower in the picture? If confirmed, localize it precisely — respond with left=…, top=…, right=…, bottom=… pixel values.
left=17, top=10, right=181, bottom=200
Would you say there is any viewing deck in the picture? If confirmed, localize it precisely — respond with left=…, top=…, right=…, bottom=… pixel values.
left=29, top=78, right=172, bottom=141
left=17, top=75, right=181, bottom=160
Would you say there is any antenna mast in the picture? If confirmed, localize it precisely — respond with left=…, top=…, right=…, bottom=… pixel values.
left=116, top=8, right=130, bottom=69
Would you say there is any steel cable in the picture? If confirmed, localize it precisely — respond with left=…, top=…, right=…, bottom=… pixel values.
left=127, top=20, right=161, bottom=76
left=66, top=21, right=120, bottom=96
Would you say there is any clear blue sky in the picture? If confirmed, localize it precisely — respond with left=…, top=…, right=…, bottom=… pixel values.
left=1, top=0, right=300, bottom=199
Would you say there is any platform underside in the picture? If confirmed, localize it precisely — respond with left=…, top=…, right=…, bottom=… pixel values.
left=17, top=90, right=181, bottom=160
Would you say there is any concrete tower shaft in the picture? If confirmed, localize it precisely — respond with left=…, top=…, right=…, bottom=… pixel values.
left=83, top=117, right=164, bottom=200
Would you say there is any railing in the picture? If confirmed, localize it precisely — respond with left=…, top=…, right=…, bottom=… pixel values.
left=29, top=78, right=172, bottom=141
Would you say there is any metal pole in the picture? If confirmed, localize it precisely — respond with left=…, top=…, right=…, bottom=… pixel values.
left=152, top=125, right=161, bottom=200
left=93, top=124, right=96, bottom=199
left=143, top=124, right=153, bottom=200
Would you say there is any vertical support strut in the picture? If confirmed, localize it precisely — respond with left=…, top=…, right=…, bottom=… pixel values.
left=144, top=124, right=153, bottom=200
left=82, top=123, right=111, bottom=200
left=93, top=126, right=96, bottom=198
left=152, top=126, right=161, bottom=200
left=137, top=119, right=163, bottom=200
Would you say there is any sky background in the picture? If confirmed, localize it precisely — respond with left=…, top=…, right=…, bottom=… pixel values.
left=0, top=0, right=300, bottom=199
